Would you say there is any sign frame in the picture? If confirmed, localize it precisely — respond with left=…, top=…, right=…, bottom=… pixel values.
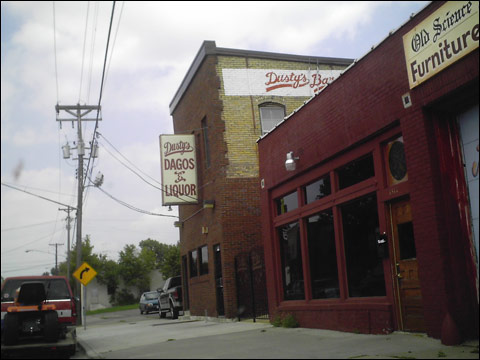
left=160, top=134, right=198, bottom=206
left=73, top=261, right=98, bottom=286
left=403, top=1, right=479, bottom=89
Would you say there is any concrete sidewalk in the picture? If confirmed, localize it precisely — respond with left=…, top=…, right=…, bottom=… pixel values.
left=76, top=317, right=479, bottom=359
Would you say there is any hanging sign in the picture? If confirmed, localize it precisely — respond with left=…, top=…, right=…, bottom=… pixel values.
left=403, top=1, right=479, bottom=89
left=160, top=134, right=198, bottom=205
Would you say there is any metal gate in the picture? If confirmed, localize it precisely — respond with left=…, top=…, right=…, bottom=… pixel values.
left=235, top=246, right=269, bottom=321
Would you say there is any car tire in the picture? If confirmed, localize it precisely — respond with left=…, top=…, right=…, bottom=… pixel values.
left=4, top=312, right=19, bottom=346
left=170, top=302, right=178, bottom=320
left=159, top=311, right=166, bottom=318
left=44, top=311, right=59, bottom=343
left=140, top=309, right=144, bottom=314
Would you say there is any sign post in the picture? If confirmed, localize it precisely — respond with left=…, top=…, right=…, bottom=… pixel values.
left=73, top=262, right=98, bottom=330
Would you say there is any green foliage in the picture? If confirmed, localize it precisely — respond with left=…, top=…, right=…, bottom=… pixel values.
left=159, top=242, right=181, bottom=279
left=271, top=312, right=299, bottom=328
left=118, top=244, right=153, bottom=293
left=271, top=314, right=283, bottom=327
left=112, top=288, right=137, bottom=306
left=56, top=235, right=180, bottom=300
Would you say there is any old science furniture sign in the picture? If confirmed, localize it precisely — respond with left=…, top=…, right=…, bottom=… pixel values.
left=160, top=134, right=198, bottom=205
left=403, top=1, right=479, bottom=89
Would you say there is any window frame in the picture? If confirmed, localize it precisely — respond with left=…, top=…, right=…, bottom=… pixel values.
left=270, top=132, right=399, bottom=304
left=259, top=103, right=286, bottom=135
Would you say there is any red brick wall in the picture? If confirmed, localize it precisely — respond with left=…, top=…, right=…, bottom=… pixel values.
left=259, top=1, right=478, bottom=338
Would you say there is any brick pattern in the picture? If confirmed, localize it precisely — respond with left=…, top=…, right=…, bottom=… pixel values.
left=172, top=51, right=350, bottom=319
left=258, top=1, right=478, bottom=338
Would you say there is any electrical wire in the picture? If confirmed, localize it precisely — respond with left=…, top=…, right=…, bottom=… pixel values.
left=53, top=1, right=59, bottom=104
left=83, top=1, right=116, bottom=189
left=91, top=178, right=178, bottom=218
left=78, top=1, right=90, bottom=103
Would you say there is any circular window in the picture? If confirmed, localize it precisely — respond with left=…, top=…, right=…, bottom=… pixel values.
left=389, top=141, right=407, bottom=181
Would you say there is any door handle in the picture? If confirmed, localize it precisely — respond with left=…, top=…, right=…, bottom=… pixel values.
left=396, top=263, right=403, bottom=279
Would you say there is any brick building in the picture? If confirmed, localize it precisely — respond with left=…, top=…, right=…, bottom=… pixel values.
left=258, top=1, right=478, bottom=344
left=168, top=41, right=353, bottom=319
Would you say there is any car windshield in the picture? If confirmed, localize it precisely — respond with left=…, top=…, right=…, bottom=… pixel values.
left=1, top=279, right=71, bottom=302
left=145, top=292, right=158, bottom=300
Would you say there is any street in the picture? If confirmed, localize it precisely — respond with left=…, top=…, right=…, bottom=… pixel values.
left=73, top=309, right=479, bottom=359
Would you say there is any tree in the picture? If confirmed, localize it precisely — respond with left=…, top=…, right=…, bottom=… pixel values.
left=139, top=239, right=170, bottom=269
left=57, top=235, right=119, bottom=297
left=118, top=244, right=154, bottom=294
left=159, top=242, right=181, bottom=279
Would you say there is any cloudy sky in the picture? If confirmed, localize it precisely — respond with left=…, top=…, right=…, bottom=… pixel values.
left=1, top=1, right=429, bottom=278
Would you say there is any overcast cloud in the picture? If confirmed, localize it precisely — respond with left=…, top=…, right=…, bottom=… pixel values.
left=1, top=1, right=428, bottom=278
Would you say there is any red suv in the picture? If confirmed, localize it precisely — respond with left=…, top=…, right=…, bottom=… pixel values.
left=1, top=276, right=77, bottom=339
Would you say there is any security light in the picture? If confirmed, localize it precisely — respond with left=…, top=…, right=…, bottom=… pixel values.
left=285, top=151, right=299, bottom=171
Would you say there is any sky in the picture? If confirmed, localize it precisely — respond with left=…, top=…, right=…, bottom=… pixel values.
left=1, top=1, right=429, bottom=279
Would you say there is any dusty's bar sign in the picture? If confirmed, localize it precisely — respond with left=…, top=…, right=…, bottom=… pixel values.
left=160, top=134, right=198, bottom=205
left=403, top=1, right=479, bottom=89
left=222, top=68, right=342, bottom=96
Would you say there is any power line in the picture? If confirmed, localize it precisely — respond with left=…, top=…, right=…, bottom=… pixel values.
left=1, top=182, right=76, bottom=210
left=83, top=1, right=116, bottom=190
left=88, top=175, right=178, bottom=218
left=53, top=1, right=59, bottom=103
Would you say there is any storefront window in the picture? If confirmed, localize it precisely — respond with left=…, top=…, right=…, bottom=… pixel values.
left=276, top=191, right=298, bottom=215
left=307, top=209, right=339, bottom=299
left=337, top=154, right=375, bottom=190
left=199, top=245, right=209, bottom=275
left=304, top=175, right=331, bottom=204
left=341, top=194, right=386, bottom=297
left=279, top=222, right=304, bottom=300
left=189, top=250, right=198, bottom=278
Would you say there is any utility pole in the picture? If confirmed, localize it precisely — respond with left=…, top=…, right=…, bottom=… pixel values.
left=49, top=243, right=63, bottom=274
left=59, top=206, right=74, bottom=280
left=56, top=104, right=101, bottom=325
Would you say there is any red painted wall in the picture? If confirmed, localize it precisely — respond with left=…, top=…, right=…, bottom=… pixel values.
left=259, top=1, right=478, bottom=339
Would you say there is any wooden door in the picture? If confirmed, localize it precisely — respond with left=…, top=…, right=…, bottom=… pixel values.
left=390, top=200, right=425, bottom=332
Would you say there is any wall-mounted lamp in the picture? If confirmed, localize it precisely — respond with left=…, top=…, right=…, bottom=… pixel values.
left=285, top=151, right=299, bottom=171
left=203, top=200, right=215, bottom=209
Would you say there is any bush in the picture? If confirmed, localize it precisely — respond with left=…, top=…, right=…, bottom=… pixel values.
left=113, top=288, right=137, bottom=306
left=270, top=312, right=299, bottom=328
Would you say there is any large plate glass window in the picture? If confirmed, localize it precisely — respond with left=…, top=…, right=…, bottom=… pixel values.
left=341, top=194, right=386, bottom=297
left=307, top=209, right=339, bottom=299
left=279, top=221, right=304, bottom=300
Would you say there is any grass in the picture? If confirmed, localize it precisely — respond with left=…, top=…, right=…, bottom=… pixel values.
left=86, top=304, right=138, bottom=315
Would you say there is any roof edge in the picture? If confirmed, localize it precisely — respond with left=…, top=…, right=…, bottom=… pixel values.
left=169, top=40, right=354, bottom=115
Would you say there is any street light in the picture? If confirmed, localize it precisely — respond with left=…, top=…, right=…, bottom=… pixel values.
left=25, top=248, right=65, bottom=274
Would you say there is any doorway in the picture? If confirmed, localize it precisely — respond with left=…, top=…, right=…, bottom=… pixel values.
left=390, top=199, right=425, bottom=332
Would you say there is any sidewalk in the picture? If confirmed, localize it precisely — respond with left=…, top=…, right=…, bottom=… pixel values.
left=76, top=316, right=479, bottom=359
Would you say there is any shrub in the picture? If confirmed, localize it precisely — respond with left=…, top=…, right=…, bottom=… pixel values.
left=113, top=288, right=137, bottom=306
left=281, top=313, right=299, bottom=328
left=270, top=312, right=299, bottom=328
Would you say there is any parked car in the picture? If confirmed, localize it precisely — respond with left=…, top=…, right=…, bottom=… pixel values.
left=139, top=291, right=160, bottom=314
left=158, top=276, right=182, bottom=319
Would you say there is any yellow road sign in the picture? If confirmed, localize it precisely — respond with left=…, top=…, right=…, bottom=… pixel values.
left=73, top=261, right=97, bottom=286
